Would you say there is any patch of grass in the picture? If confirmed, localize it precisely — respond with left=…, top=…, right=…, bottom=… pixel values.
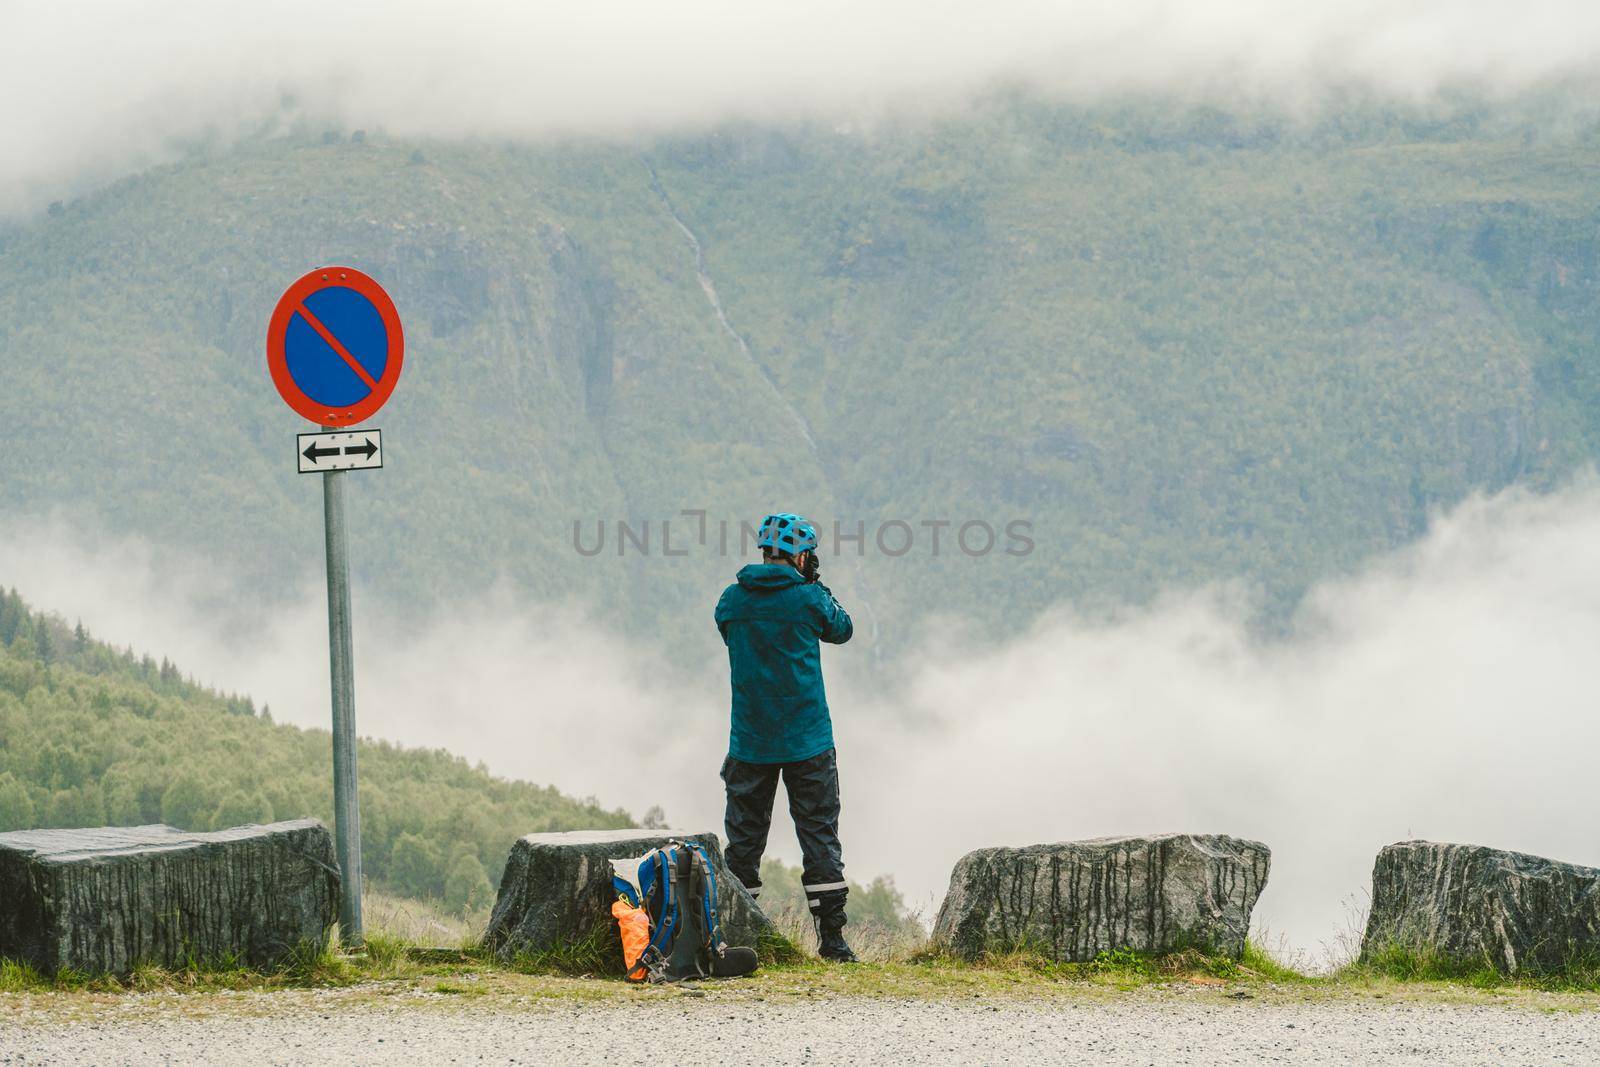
left=428, top=981, right=484, bottom=996
left=757, top=929, right=805, bottom=967
left=758, top=880, right=929, bottom=964
left=1085, top=947, right=1163, bottom=980
left=962, top=934, right=1326, bottom=991
left=9, top=939, right=1600, bottom=1013
left=0, top=914, right=475, bottom=996
left=279, top=934, right=361, bottom=987
left=0, top=958, right=44, bottom=992
left=361, top=931, right=412, bottom=970
left=7, top=897, right=1600, bottom=1009
left=1342, top=940, right=1600, bottom=993
left=364, top=891, right=488, bottom=950
left=505, top=924, right=617, bottom=978
left=1, top=960, right=129, bottom=995
left=1240, top=940, right=1316, bottom=984
left=896, top=942, right=1280, bottom=992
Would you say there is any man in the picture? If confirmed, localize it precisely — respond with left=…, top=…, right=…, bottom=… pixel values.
left=714, top=512, right=857, bottom=962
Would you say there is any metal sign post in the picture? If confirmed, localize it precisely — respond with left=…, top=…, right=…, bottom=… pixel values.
left=268, top=266, right=405, bottom=948
left=321, top=437, right=363, bottom=944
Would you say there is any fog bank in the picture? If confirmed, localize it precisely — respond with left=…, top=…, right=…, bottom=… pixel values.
left=5, top=476, right=1600, bottom=962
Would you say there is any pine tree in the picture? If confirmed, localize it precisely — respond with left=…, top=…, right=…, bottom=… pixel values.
left=73, top=620, right=87, bottom=654
left=0, top=590, right=23, bottom=646
left=34, top=615, right=53, bottom=665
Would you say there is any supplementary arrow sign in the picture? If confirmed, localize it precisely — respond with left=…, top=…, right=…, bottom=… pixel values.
left=297, top=429, right=384, bottom=474
left=303, top=441, right=342, bottom=464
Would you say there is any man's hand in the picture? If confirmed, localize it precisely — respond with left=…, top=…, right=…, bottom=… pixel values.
left=801, top=551, right=821, bottom=584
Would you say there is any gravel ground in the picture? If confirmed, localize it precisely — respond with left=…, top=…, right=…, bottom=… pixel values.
left=3, top=991, right=1598, bottom=1066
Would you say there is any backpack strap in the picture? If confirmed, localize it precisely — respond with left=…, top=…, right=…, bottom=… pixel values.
left=636, top=848, right=678, bottom=980
left=687, top=841, right=726, bottom=954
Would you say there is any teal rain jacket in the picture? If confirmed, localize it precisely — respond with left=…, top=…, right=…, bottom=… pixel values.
left=714, top=563, right=853, bottom=764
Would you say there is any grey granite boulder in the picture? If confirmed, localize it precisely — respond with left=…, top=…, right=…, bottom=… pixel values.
left=932, top=833, right=1271, bottom=962
left=1362, top=841, right=1600, bottom=974
left=0, top=820, right=339, bottom=976
left=483, top=829, right=771, bottom=966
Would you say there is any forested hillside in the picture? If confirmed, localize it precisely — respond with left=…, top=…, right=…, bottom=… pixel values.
left=2, top=97, right=1598, bottom=646
left=0, top=587, right=632, bottom=909
left=0, top=588, right=917, bottom=930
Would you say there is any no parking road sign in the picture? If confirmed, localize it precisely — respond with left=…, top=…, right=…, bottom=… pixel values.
left=265, top=264, right=406, bottom=947
left=267, top=266, right=404, bottom=427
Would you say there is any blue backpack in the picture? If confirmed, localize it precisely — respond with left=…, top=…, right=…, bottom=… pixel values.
left=610, top=840, right=757, bottom=982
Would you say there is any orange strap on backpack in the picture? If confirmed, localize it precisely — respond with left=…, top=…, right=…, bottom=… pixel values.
left=612, top=898, right=651, bottom=982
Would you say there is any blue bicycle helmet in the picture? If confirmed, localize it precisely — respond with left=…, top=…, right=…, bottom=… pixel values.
left=757, top=513, right=818, bottom=555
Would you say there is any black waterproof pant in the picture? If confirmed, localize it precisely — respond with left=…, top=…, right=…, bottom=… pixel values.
left=721, top=748, right=848, bottom=925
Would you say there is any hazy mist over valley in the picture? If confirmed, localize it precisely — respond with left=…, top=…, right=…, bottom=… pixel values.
left=8, top=476, right=1600, bottom=959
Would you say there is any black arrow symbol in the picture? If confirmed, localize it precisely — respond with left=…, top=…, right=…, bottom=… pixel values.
left=302, top=441, right=341, bottom=464
left=343, top=438, right=378, bottom=460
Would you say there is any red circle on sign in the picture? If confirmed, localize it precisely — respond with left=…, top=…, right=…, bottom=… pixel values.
left=267, top=266, right=405, bottom=426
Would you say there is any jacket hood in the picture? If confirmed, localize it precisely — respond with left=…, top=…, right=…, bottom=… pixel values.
left=735, top=563, right=805, bottom=590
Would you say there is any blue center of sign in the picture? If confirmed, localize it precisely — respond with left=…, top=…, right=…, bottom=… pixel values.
left=283, top=286, right=390, bottom=408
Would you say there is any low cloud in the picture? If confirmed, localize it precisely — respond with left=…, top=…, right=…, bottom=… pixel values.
left=5, top=0, right=1600, bottom=214
left=845, top=476, right=1600, bottom=960
left=6, top=475, right=1600, bottom=962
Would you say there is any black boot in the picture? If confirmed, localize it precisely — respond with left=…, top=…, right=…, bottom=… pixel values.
left=816, top=915, right=859, bottom=963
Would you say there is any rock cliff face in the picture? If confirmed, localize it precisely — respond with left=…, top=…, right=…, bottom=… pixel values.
left=482, top=829, right=771, bottom=967
left=932, top=834, right=1270, bottom=962
left=1362, top=841, right=1600, bottom=974
left=0, top=820, right=339, bottom=976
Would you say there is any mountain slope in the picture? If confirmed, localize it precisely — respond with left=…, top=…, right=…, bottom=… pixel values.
left=2, top=100, right=1598, bottom=643
left=0, top=588, right=632, bottom=909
